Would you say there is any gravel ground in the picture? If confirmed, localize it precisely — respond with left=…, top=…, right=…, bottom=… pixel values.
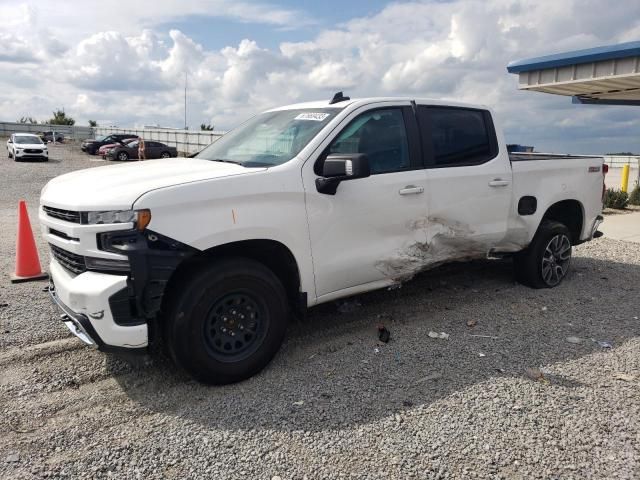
left=1, top=143, right=639, bottom=479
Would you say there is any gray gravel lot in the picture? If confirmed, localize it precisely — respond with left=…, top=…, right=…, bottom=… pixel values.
left=1, top=143, right=639, bottom=479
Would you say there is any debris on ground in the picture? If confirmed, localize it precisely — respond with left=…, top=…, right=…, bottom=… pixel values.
left=566, top=336, right=582, bottom=344
left=596, top=340, right=613, bottom=349
left=478, top=352, right=486, bottom=357
left=466, top=319, right=477, bottom=328
left=402, top=400, right=414, bottom=407
left=612, top=372, right=636, bottom=382
left=292, top=401, right=305, bottom=406
left=0, top=302, right=8, bottom=308
left=417, top=372, right=443, bottom=383
left=541, top=306, right=548, bottom=312
left=336, top=298, right=361, bottom=313
left=428, top=331, right=449, bottom=340
left=394, top=352, right=402, bottom=364
left=5, top=453, right=19, bottom=463
left=373, top=348, right=380, bottom=354
left=469, top=334, right=499, bottom=339
left=377, top=325, right=390, bottom=343
left=525, top=368, right=549, bottom=384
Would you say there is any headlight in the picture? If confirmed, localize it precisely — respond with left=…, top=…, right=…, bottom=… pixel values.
left=85, top=209, right=151, bottom=230
left=87, top=210, right=136, bottom=224
left=84, top=256, right=130, bottom=272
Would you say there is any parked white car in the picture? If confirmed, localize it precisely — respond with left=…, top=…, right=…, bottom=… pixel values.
left=7, top=133, right=49, bottom=161
left=40, top=94, right=605, bottom=384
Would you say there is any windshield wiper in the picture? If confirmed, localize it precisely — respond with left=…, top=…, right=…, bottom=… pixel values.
left=209, top=158, right=243, bottom=165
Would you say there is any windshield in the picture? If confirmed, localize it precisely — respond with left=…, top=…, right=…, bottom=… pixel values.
left=14, top=135, right=43, bottom=144
left=195, top=108, right=340, bottom=167
left=94, top=135, right=106, bottom=142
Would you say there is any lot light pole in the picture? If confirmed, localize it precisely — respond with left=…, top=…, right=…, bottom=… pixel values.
left=184, top=72, right=188, bottom=130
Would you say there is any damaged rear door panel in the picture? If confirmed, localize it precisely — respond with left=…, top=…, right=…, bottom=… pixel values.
left=416, top=104, right=515, bottom=266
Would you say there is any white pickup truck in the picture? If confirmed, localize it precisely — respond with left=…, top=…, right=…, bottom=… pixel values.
left=40, top=94, right=605, bottom=384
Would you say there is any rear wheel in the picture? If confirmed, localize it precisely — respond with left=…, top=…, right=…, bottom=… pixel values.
left=117, top=151, right=129, bottom=161
left=160, top=151, right=171, bottom=158
left=164, top=257, right=289, bottom=384
left=514, top=220, right=572, bottom=289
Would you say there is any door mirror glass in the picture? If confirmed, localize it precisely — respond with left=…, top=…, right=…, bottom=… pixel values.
left=317, top=153, right=370, bottom=195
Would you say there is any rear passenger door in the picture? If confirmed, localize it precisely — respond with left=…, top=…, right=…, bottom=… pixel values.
left=417, top=105, right=512, bottom=255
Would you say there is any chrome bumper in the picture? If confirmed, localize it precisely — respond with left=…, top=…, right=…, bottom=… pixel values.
left=48, top=281, right=99, bottom=348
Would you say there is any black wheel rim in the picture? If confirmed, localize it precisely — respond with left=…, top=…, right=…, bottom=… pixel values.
left=541, top=234, right=571, bottom=286
left=203, top=292, right=268, bottom=362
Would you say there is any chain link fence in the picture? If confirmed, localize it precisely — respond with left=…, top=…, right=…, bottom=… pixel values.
left=0, top=122, right=93, bottom=142
left=94, top=127, right=224, bottom=155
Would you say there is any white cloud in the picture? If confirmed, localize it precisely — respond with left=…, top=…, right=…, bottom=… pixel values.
left=0, top=0, right=639, bottom=153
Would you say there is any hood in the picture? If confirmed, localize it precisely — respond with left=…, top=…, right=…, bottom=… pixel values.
left=41, top=158, right=266, bottom=210
left=14, top=143, right=46, bottom=149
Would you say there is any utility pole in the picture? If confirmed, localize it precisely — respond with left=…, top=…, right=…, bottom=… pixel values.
left=184, top=72, right=187, bottom=130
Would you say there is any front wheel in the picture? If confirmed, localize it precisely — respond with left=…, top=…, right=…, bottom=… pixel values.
left=160, top=151, right=171, bottom=158
left=117, top=151, right=129, bottom=161
left=164, top=257, right=289, bottom=384
left=514, top=220, right=572, bottom=289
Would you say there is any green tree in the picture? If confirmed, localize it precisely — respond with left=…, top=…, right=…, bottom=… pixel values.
left=49, top=109, right=75, bottom=126
left=88, top=120, right=97, bottom=127
left=200, top=123, right=214, bottom=131
left=17, top=116, right=38, bottom=124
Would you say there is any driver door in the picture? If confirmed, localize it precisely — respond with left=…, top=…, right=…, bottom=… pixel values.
left=302, top=102, right=429, bottom=300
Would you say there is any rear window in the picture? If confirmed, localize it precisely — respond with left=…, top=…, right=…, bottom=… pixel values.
left=419, top=106, right=497, bottom=167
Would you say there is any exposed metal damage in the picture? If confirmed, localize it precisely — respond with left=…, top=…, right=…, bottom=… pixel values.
left=375, top=216, right=492, bottom=282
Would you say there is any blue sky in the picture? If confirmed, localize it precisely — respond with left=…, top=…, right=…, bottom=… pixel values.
left=0, top=0, right=639, bottom=154
left=159, top=0, right=392, bottom=50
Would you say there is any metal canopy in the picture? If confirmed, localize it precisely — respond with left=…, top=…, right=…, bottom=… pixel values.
left=507, top=41, right=640, bottom=105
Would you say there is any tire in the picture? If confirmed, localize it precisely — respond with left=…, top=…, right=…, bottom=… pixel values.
left=160, top=151, right=171, bottom=158
left=117, top=151, right=129, bottom=161
left=514, top=220, right=572, bottom=289
left=8, top=149, right=12, bottom=159
left=164, top=257, right=289, bottom=384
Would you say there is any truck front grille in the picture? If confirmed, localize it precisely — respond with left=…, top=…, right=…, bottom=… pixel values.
left=43, top=206, right=83, bottom=224
left=50, top=244, right=86, bottom=275
left=24, top=149, right=43, bottom=154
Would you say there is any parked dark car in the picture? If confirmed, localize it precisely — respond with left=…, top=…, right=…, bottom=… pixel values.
left=106, top=140, right=178, bottom=161
left=82, top=134, right=138, bottom=155
left=38, top=131, right=65, bottom=143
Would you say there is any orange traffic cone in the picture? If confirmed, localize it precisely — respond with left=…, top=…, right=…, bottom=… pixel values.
left=11, top=200, right=48, bottom=283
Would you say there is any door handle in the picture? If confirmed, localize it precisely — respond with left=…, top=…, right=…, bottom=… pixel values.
left=399, top=185, right=424, bottom=195
left=488, top=179, right=510, bottom=187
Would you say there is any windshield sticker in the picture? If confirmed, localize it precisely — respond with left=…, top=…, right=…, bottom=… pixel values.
left=295, top=112, right=330, bottom=121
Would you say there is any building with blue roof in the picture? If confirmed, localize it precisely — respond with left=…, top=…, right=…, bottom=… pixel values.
left=507, top=41, right=640, bottom=106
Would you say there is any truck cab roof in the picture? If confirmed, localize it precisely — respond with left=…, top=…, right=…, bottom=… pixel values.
left=267, top=96, right=490, bottom=112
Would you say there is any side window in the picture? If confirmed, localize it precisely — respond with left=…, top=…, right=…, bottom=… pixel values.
left=420, top=107, right=495, bottom=167
left=327, top=108, right=410, bottom=174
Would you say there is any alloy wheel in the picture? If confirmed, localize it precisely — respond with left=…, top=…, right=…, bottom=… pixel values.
left=541, top=234, right=571, bottom=286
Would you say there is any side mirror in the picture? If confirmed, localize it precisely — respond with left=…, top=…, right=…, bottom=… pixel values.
left=316, top=153, right=370, bottom=195
left=7, top=139, right=12, bottom=144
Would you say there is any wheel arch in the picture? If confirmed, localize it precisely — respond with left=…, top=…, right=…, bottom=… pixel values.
left=165, top=238, right=304, bottom=313
left=540, top=199, right=584, bottom=244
